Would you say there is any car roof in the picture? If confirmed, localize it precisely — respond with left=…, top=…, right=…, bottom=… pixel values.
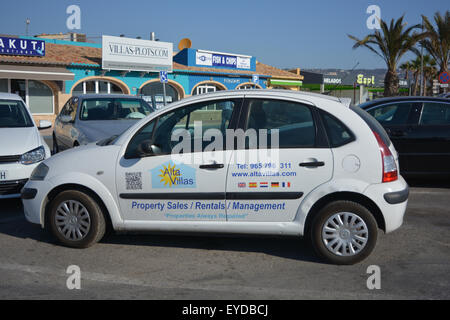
left=0, top=92, right=23, bottom=101
left=359, top=96, right=450, bottom=109
left=73, top=94, right=145, bottom=100
left=161, top=89, right=344, bottom=107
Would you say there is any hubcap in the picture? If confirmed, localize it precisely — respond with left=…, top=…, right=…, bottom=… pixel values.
left=322, top=212, right=369, bottom=256
left=55, top=200, right=91, bottom=241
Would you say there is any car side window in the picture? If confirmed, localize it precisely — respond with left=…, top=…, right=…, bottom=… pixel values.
left=68, top=98, right=78, bottom=121
left=245, top=99, right=315, bottom=148
left=320, top=110, right=355, bottom=147
left=59, top=100, right=70, bottom=117
left=419, top=102, right=450, bottom=125
left=367, top=103, right=414, bottom=125
left=125, top=100, right=237, bottom=158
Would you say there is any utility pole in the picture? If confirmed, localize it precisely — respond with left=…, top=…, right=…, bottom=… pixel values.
left=26, top=18, right=30, bottom=37
left=420, top=16, right=424, bottom=96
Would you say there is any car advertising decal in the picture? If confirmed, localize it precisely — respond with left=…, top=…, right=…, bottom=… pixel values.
left=150, top=161, right=196, bottom=188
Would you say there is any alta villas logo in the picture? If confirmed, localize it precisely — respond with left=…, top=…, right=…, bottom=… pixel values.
left=150, top=161, right=196, bottom=188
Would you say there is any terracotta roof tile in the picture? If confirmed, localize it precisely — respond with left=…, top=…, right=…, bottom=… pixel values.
left=0, top=42, right=301, bottom=79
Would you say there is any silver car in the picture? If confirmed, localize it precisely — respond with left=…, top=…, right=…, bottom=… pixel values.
left=53, top=94, right=154, bottom=153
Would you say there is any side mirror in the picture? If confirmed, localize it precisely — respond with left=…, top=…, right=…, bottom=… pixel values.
left=137, top=141, right=162, bottom=157
left=60, top=115, right=73, bottom=123
left=38, top=120, right=52, bottom=130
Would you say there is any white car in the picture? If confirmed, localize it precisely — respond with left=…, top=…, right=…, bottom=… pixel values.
left=0, top=93, right=51, bottom=199
left=22, top=90, right=409, bottom=264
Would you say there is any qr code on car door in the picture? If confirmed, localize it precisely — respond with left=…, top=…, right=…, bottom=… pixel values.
left=125, top=172, right=142, bottom=190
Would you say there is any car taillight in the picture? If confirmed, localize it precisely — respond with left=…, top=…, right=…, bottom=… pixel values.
left=372, top=131, right=398, bottom=183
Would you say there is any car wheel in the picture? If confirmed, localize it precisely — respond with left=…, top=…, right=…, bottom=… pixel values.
left=310, top=200, right=378, bottom=265
left=48, top=190, right=106, bottom=248
left=52, top=133, right=59, bottom=154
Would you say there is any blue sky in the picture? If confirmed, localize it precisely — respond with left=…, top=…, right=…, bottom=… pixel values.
left=0, top=0, right=448, bottom=69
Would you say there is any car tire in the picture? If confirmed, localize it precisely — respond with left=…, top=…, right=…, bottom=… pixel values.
left=48, top=190, right=106, bottom=248
left=52, top=133, right=59, bottom=154
left=310, top=200, right=378, bottom=265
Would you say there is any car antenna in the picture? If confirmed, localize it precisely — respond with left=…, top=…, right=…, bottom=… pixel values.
left=322, top=62, right=360, bottom=104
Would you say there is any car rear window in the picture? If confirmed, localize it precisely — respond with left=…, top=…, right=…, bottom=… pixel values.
left=350, top=106, right=392, bottom=147
left=80, top=98, right=153, bottom=121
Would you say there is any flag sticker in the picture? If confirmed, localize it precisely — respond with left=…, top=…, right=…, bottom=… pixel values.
left=271, top=182, right=279, bottom=188
left=249, top=182, right=257, bottom=188
left=238, top=182, right=246, bottom=188
left=260, top=182, right=268, bottom=188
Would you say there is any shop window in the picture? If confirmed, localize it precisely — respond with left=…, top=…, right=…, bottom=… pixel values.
left=0, top=79, right=8, bottom=92
left=72, top=79, right=125, bottom=95
left=193, top=83, right=224, bottom=96
left=139, top=82, right=180, bottom=110
left=237, top=84, right=260, bottom=90
left=0, top=79, right=54, bottom=114
left=28, top=80, right=53, bottom=114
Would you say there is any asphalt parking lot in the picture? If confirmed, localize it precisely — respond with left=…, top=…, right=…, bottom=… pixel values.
left=0, top=178, right=449, bottom=300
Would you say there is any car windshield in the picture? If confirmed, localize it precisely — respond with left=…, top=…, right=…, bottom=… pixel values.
left=80, top=98, right=154, bottom=121
left=0, top=99, right=34, bottom=128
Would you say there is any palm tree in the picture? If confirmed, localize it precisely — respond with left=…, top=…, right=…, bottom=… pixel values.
left=404, top=55, right=437, bottom=95
left=421, top=11, right=449, bottom=75
left=348, top=16, right=424, bottom=96
left=409, top=56, right=422, bottom=95
left=422, top=55, right=438, bottom=96
left=400, top=61, right=412, bottom=80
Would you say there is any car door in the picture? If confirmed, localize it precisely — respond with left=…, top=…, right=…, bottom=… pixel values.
left=55, top=97, right=78, bottom=150
left=366, top=101, right=419, bottom=173
left=115, top=98, right=242, bottom=222
left=225, top=97, right=333, bottom=222
left=54, top=99, right=71, bottom=150
left=403, top=100, right=450, bottom=175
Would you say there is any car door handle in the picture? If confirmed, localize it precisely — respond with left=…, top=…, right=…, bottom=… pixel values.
left=390, top=130, right=407, bottom=137
left=199, top=163, right=224, bottom=169
left=299, top=161, right=325, bottom=167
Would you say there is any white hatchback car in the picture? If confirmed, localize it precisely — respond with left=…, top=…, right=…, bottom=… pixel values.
left=0, top=93, right=51, bottom=199
left=22, top=90, right=408, bottom=264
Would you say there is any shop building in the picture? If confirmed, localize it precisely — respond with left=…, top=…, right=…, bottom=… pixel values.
left=0, top=35, right=303, bottom=124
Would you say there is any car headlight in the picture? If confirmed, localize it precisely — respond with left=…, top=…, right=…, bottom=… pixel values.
left=30, top=162, right=49, bottom=181
left=20, top=146, right=45, bottom=165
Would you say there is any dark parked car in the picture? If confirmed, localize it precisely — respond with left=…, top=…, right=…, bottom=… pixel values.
left=359, top=96, right=450, bottom=177
left=53, top=94, right=154, bottom=153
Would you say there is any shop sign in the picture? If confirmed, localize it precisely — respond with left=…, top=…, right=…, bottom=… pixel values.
left=102, top=35, right=173, bottom=72
left=324, top=77, right=342, bottom=84
left=356, top=74, right=375, bottom=86
left=195, top=50, right=251, bottom=70
left=0, top=37, right=45, bottom=57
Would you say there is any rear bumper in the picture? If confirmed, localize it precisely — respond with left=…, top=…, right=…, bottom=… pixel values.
left=384, top=186, right=409, bottom=204
left=364, top=176, right=409, bottom=233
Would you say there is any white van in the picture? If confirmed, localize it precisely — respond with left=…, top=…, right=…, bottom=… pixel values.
left=0, top=93, right=51, bottom=199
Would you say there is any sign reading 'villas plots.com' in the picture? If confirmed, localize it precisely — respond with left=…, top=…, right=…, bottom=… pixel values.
left=0, top=37, right=45, bottom=57
left=102, top=35, right=173, bottom=73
